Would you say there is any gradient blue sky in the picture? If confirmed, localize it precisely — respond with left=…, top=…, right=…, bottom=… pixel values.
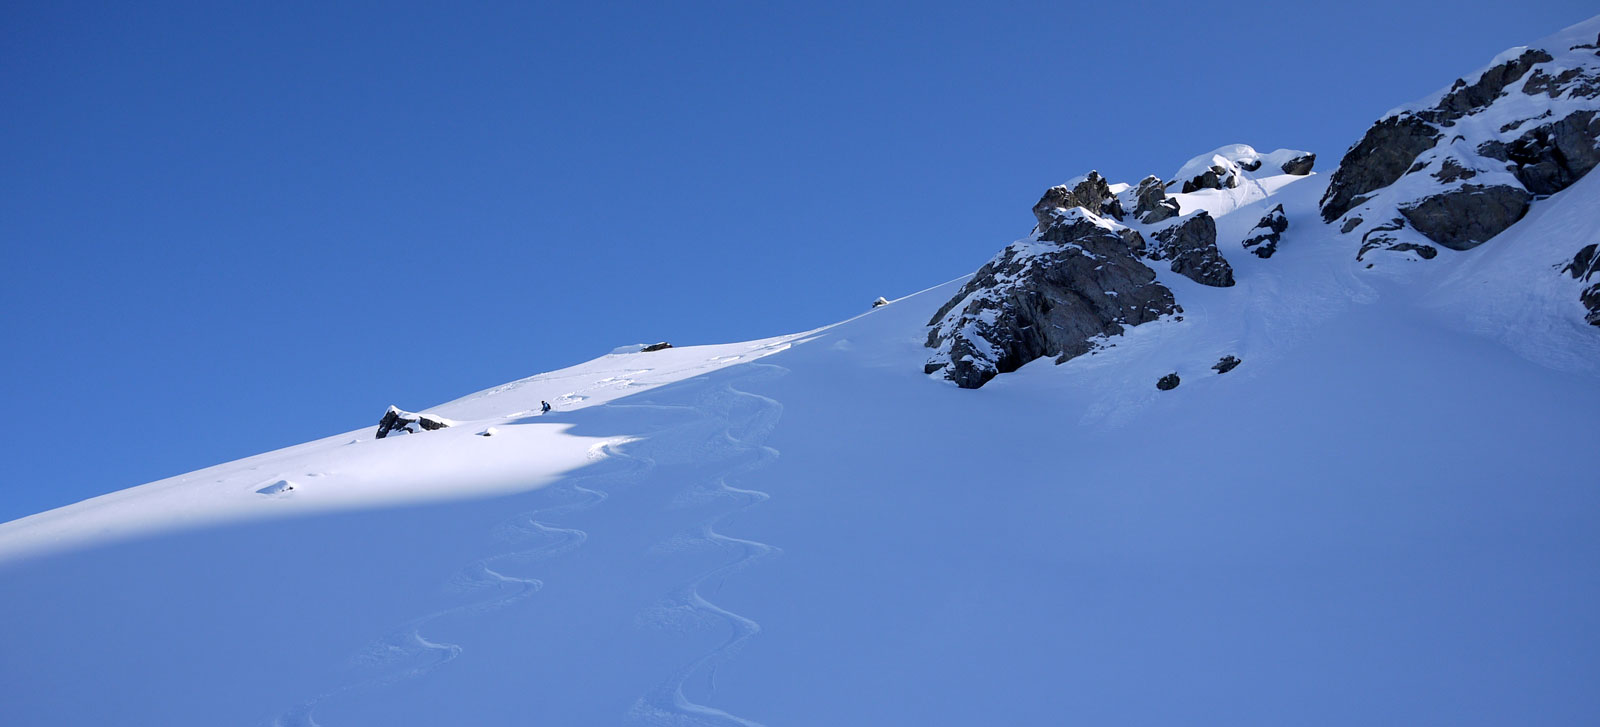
left=3, top=1, right=1594, bottom=520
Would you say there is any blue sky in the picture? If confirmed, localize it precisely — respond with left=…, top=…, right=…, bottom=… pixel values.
left=2, top=1, right=1594, bottom=520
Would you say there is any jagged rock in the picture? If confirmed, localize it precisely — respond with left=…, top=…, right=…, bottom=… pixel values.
left=1421, top=49, right=1552, bottom=123
left=871, top=296, right=890, bottom=308
left=1279, top=153, right=1316, bottom=175
left=1132, top=176, right=1180, bottom=223
left=1156, top=373, right=1180, bottom=390
left=1150, top=212, right=1235, bottom=287
left=1321, top=115, right=1441, bottom=222
left=1565, top=243, right=1600, bottom=326
left=1179, top=167, right=1234, bottom=193
left=1340, top=217, right=1364, bottom=234
left=1240, top=204, right=1289, bottom=259
left=376, top=406, right=454, bottom=439
left=1320, top=38, right=1600, bottom=262
left=1212, top=356, right=1241, bottom=374
left=1399, top=184, right=1532, bottom=250
left=1032, top=172, right=1124, bottom=230
left=640, top=342, right=673, bottom=352
left=924, top=209, right=1178, bottom=389
left=1505, top=110, right=1600, bottom=195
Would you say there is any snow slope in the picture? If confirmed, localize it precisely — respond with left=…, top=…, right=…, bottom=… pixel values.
left=4, top=19, right=1600, bottom=727
left=0, top=334, right=806, bottom=564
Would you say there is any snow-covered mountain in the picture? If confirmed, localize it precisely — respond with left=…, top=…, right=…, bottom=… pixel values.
left=4, top=17, right=1600, bottom=727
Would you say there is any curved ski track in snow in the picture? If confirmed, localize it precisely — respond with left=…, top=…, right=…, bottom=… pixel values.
left=630, top=362, right=787, bottom=727
left=270, top=440, right=649, bottom=727
left=270, top=362, right=788, bottom=726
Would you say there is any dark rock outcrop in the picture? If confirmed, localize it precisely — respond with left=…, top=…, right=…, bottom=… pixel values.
left=1565, top=243, right=1600, bottom=326
left=1212, top=356, right=1241, bottom=374
left=1032, top=172, right=1124, bottom=230
left=1279, top=153, right=1316, bottom=175
left=1179, top=166, right=1237, bottom=194
left=1504, top=110, right=1600, bottom=195
left=925, top=209, right=1178, bottom=389
left=1421, top=49, right=1552, bottom=123
left=1320, top=115, right=1441, bottom=222
left=1320, top=37, right=1600, bottom=261
left=1150, top=212, right=1235, bottom=287
left=1398, top=184, right=1532, bottom=250
left=1240, top=204, right=1289, bottom=259
left=376, top=406, right=453, bottom=439
left=1156, top=373, right=1180, bottom=390
left=640, top=342, right=673, bottom=352
left=1132, top=176, right=1180, bottom=223
left=871, top=296, right=890, bottom=308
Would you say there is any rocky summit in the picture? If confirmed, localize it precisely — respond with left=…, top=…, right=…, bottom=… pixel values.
left=925, top=21, right=1600, bottom=389
left=1321, top=29, right=1600, bottom=262
left=925, top=143, right=1308, bottom=388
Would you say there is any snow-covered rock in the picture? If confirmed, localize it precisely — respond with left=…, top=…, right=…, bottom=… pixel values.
left=1240, top=204, right=1289, bottom=258
left=1131, top=175, right=1181, bottom=223
left=1031, top=171, right=1125, bottom=230
left=1321, top=20, right=1600, bottom=261
left=1565, top=242, right=1600, bottom=325
left=1170, top=144, right=1315, bottom=193
left=375, top=405, right=456, bottom=439
left=924, top=207, right=1177, bottom=389
left=1149, top=211, right=1234, bottom=287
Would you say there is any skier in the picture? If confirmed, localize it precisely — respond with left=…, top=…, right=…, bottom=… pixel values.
left=541, top=400, right=552, bottom=414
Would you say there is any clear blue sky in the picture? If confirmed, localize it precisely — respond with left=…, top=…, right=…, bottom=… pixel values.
left=2, top=1, right=1593, bottom=520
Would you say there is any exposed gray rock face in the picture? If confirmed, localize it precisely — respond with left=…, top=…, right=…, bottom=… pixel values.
left=1279, top=153, right=1316, bottom=175
left=1032, top=172, right=1124, bottom=229
left=376, top=406, right=453, bottom=439
left=924, top=209, right=1178, bottom=389
left=1132, top=175, right=1180, bottom=223
left=1212, top=356, right=1241, bottom=374
left=1565, top=243, right=1600, bottom=326
left=1150, top=212, right=1235, bottom=287
left=1320, top=115, right=1441, bottom=222
left=1504, top=110, right=1600, bottom=195
left=1421, top=49, right=1552, bottom=123
left=1398, top=184, right=1533, bottom=250
left=1319, top=34, right=1600, bottom=268
left=1156, top=373, right=1180, bottom=390
left=1240, top=204, right=1289, bottom=258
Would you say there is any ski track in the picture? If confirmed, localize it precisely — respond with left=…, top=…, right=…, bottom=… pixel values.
left=268, top=440, right=649, bottom=727
left=629, top=362, right=787, bottom=727
left=269, top=362, right=788, bottom=727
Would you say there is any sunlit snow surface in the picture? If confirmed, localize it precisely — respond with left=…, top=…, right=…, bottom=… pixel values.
left=6, top=34, right=1600, bottom=725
